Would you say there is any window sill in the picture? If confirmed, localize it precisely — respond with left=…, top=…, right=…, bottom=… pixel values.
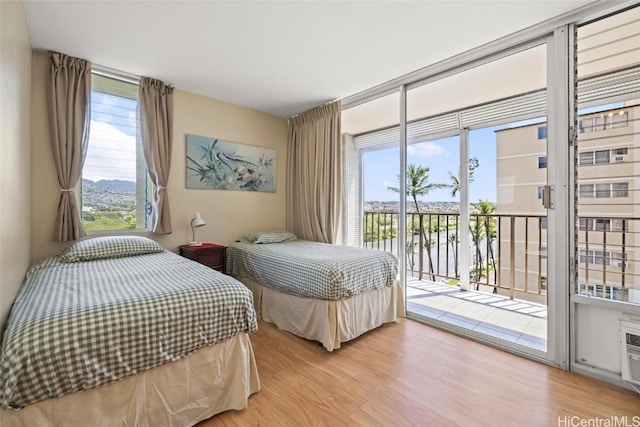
left=572, top=293, right=640, bottom=315
left=85, top=228, right=152, bottom=238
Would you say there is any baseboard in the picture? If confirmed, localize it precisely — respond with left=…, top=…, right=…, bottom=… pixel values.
left=571, top=362, right=636, bottom=391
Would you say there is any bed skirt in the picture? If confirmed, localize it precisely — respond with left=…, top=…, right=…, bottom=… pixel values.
left=237, top=277, right=405, bottom=351
left=0, top=333, right=260, bottom=427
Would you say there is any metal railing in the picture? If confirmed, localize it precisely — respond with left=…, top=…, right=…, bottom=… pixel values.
left=364, top=211, right=639, bottom=303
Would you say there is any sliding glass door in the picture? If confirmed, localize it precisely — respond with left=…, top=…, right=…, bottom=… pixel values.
left=401, top=40, right=561, bottom=361
left=340, top=26, right=576, bottom=367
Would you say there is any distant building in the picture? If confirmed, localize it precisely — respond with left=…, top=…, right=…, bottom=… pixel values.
left=496, top=101, right=640, bottom=304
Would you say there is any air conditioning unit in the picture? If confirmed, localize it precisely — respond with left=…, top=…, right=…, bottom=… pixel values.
left=612, top=155, right=627, bottom=163
left=617, top=261, right=627, bottom=268
left=621, top=316, right=640, bottom=385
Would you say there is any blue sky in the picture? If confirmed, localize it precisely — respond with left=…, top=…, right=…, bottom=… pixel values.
left=87, top=92, right=622, bottom=193
left=363, top=126, right=501, bottom=203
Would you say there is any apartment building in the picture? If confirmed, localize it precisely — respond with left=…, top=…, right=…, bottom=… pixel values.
left=496, top=102, right=640, bottom=304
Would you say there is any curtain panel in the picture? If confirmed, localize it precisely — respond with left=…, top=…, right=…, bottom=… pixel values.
left=47, top=52, right=91, bottom=242
left=139, top=77, right=174, bottom=234
left=286, top=101, right=342, bottom=243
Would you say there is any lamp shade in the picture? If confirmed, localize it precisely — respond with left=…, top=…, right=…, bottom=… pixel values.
left=192, top=212, right=206, bottom=227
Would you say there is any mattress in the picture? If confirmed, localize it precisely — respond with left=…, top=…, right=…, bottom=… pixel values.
left=0, top=250, right=257, bottom=410
left=227, top=240, right=398, bottom=300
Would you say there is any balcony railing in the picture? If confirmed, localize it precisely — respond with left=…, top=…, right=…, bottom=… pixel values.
left=364, top=211, right=639, bottom=303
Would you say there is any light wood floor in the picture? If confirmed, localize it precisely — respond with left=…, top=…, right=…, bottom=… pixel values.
left=200, top=319, right=640, bottom=427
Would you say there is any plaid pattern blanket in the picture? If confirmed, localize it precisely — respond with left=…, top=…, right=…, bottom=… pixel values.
left=227, top=240, right=398, bottom=300
left=0, top=251, right=257, bottom=410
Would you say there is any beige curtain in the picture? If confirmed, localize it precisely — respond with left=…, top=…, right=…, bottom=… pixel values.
left=139, top=77, right=174, bottom=234
left=287, top=101, right=342, bottom=243
left=47, top=52, right=91, bottom=242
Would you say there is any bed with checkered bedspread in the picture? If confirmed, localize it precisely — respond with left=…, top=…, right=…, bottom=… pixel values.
left=226, top=239, right=401, bottom=351
left=227, top=240, right=398, bottom=300
left=0, top=251, right=257, bottom=411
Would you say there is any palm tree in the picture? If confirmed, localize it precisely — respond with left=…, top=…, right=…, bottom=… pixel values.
left=477, top=200, right=498, bottom=290
left=470, top=200, right=498, bottom=292
left=388, top=163, right=448, bottom=214
left=388, top=164, right=448, bottom=280
left=446, top=167, right=474, bottom=280
left=448, top=169, right=475, bottom=198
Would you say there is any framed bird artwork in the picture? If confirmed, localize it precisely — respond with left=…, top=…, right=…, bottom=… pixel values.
left=186, top=134, right=276, bottom=192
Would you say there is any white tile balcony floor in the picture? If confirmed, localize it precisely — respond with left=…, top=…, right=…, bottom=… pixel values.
left=406, top=276, right=547, bottom=351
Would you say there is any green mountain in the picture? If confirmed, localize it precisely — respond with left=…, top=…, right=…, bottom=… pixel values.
left=82, top=178, right=136, bottom=211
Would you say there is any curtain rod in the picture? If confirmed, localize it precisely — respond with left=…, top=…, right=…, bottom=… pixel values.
left=92, top=64, right=140, bottom=85
left=33, top=49, right=142, bottom=85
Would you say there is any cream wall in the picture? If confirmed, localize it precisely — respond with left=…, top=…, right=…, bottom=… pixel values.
left=0, top=0, right=32, bottom=330
left=155, top=90, right=288, bottom=250
left=30, top=54, right=287, bottom=261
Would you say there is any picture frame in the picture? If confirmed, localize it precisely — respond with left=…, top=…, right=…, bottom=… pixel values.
left=185, top=134, right=276, bottom=192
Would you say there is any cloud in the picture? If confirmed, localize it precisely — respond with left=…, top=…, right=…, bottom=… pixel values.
left=92, top=92, right=137, bottom=137
left=407, top=141, right=447, bottom=158
left=84, top=120, right=137, bottom=182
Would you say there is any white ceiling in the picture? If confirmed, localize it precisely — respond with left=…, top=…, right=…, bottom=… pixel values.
left=24, top=0, right=593, bottom=118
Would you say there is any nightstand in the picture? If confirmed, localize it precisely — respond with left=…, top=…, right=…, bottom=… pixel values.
left=179, top=243, right=227, bottom=274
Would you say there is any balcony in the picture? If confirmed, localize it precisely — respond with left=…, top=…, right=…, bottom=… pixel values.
left=406, top=276, right=547, bottom=350
left=364, top=211, right=638, bottom=348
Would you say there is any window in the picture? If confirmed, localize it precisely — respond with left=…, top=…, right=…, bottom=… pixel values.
left=537, top=126, right=547, bottom=140
left=594, top=115, right=607, bottom=131
left=579, top=184, right=594, bottom=198
left=538, top=156, right=547, bottom=169
left=611, top=111, right=628, bottom=129
left=612, top=219, right=629, bottom=232
left=540, top=245, right=547, bottom=259
left=595, top=183, right=611, bottom=198
left=82, top=73, right=147, bottom=231
left=594, top=250, right=610, bottom=266
left=595, top=219, right=610, bottom=231
left=579, top=249, right=631, bottom=269
left=594, top=150, right=610, bottom=164
left=579, top=118, right=593, bottom=133
left=580, top=182, right=629, bottom=199
left=578, top=111, right=628, bottom=133
left=537, top=186, right=544, bottom=199
left=580, top=249, right=611, bottom=266
left=579, top=249, right=594, bottom=264
left=612, top=182, right=629, bottom=198
left=579, top=218, right=594, bottom=231
left=579, top=147, right=628, bottom=165
left=579, top=152, right=594, bottom=165
left=580, top=218, right=629, bottom=232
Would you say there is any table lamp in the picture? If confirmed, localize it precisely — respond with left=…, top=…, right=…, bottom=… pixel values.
left=190, top=212, right=206, bottom=246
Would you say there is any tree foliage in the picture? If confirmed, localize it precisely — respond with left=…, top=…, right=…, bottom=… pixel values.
left=387, top=164, right=449, bottom=212
left=364, top=213, right=398, bottom=243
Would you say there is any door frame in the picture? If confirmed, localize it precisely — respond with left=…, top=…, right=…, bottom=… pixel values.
left=399, top=31, right=571, bottom=368
left=546, top=26, right=573, bottom=370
